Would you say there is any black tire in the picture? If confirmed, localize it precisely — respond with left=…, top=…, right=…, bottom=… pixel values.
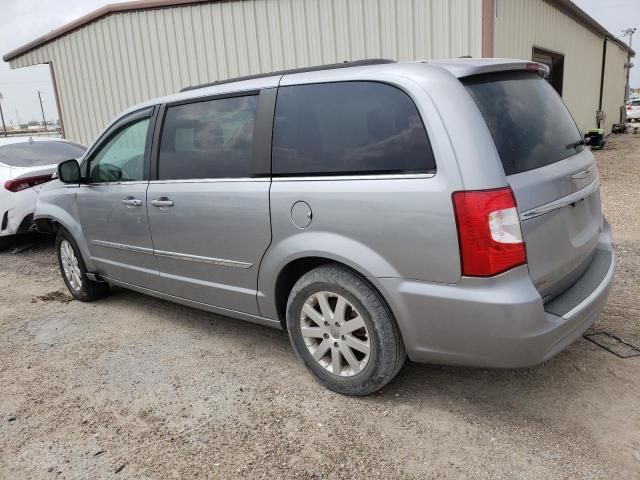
left=55, top=229, right=109, bottom=302
left=286, top=263, right=405, bottom=396
left=0, top=236, right=13, bottom=252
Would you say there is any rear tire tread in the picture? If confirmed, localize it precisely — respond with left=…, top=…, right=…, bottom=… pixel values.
left=286, top=263, right=406, bottom=396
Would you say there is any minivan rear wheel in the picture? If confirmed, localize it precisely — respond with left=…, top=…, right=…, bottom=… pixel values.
left=56, top=229, right=109, bottom=302
left=286, top=264, right=405, bottom=395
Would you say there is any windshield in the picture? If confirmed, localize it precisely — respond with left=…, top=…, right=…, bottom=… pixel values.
left=462, top=71, right=584, bottom=176
left=0, top=140, right=86, bottom=167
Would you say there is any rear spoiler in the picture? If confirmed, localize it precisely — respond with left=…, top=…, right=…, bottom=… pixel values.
left=423, top=58, right=549, bottom=79
left=9, top=165, right=57, bottom=180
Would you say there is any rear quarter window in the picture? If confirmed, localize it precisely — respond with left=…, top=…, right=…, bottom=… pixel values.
left=462, top=71, right=584, bottom=176
left=272, top=81, right=435, bottom=176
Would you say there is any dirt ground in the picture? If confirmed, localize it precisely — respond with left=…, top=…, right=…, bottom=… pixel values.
left=1, top=133, right=639, bottom=480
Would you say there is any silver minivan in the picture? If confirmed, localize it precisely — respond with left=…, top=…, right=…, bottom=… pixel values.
left=37, top=59, right=615, bottom=395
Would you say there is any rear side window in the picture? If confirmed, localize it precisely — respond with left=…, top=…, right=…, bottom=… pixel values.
left=0, top=141, right=85, bottom=167
left=272, top=81, right=435, bottom=176
left=463, top=71, right=584, bottom=176
left=158, top=95, right=258, bottom=180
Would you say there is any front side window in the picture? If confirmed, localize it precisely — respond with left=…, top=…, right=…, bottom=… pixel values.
left=272, top=81, right=435, bottom=176
left=158, top=95, right=258, bottom=180
left=89, top=118, right=150, bottom=183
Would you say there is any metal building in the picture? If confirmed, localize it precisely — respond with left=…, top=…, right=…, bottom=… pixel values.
left=3, top=0, right=634, bottom=145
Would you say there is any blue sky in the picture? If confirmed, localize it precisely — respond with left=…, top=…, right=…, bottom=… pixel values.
left=0, top=0, right=637, bottom=127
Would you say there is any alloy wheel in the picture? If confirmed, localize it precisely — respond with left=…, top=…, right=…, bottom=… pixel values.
left=60, top=239, right=82, bottom=291
left=300, top=291, right=371, bottom=376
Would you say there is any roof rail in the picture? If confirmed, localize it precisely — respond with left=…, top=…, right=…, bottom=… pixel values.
left=179, top=59, right=396, bottom=92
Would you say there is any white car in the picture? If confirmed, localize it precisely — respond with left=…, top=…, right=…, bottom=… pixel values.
left=627, top=99, right=640, bottom=122
left=0, top=136, right=85, bottom=249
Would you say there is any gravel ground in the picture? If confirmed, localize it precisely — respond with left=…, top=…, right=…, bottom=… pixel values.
left=1, top=133, right=640, bottom=479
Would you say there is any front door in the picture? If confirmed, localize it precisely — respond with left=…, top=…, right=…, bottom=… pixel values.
left=78, top=108, right=159, bottom=289
left=147, top=91, right=273, bottom=315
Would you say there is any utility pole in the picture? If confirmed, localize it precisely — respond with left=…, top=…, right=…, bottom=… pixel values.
left=37, top=90, right=48, bottom=132
left=622, top=27, right=636, bottom=102
left=0, top=93, right=7, bottom=137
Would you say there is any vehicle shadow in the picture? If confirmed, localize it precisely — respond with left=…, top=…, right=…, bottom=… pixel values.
left=103, top=283, right=599, bottom=414
left=381, top=342, right=607, bottom=420
left=0, top=232, right=55, bottom=254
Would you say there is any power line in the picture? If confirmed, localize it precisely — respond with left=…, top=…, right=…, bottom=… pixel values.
left=0, top=80, right=55, bottom=85
left=587, top=4, right=640, bottom=9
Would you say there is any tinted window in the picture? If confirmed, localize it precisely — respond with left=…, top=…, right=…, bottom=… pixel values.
left=631, top=100, right=640, bottom=106
left=89, top=118, right=149, bottom=183
left=158, top=95, right=258, bottom=179
left=0, top=140, right=85, bottom=167
left=272, top=82, right=435, bottom=176
left=463, top=71, right=584, bottom=176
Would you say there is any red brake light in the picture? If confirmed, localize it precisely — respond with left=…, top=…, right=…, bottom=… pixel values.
left=4, top=174, right=53, bottom=193
left=452, top=187, right=527, bottom=277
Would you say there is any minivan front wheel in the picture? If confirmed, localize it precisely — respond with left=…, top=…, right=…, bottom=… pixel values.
left=56, top=229, right=109, bottom=302
left=286, top=264, right=405, bottom=395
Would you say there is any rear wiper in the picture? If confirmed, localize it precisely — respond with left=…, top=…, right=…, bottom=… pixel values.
left=567, top=139, right=586, bottom=149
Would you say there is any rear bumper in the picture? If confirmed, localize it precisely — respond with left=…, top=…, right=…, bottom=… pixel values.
left=0, top=188, right=38, bottom=237
left=373, top=223, right=615, bottom=368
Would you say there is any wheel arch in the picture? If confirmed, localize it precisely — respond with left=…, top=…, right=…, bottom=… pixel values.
left=270, top=255, right=401, bottom=340
left=258, top=232, right=401, bottom=322
left=273, top=256, right=336, bottom=327
left=35, top=209, right=95, bottom=272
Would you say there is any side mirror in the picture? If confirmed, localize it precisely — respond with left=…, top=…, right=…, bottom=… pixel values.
left=57, top=159, right=82, bottom=184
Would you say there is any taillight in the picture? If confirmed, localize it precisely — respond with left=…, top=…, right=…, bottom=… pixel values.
left=452, top=187, right=527, bottom=277
left=628, top=106, right=632, bottom=110
left=4, top=174, right=53, bottom=193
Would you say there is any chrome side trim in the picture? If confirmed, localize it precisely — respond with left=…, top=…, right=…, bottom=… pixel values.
left=519, top=178, right=600, bottom=221
left=570, top=166, right=594, bottom=179
left=272, top=172, right=436, bottom=182
left=92, top=240, right=252, bottom=268
left=81, top=181, right=149, bottom=187
left=149, top=177, right=270, bottom=184
left=147, top=174, right=436, bottom=184
left=154, top=249, right=253, bottom=269
left=91, top=240, right=154, bottom=255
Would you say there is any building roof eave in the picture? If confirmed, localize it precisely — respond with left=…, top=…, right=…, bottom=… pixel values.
left=545, top=0, right=634, bottom=56
left=2, top=0, right=213, bottom=62
left=2, top=0, right=635, bottom=63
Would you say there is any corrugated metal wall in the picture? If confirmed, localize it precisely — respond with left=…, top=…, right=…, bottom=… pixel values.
left=602, top=39, right=629, bottom=131
left=9, top=0, right=483, bottom=145
left=493, top=0, right=604, bottom=132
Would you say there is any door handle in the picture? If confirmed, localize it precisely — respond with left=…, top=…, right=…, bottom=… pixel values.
left=150, top=198, right=174, bottom=208
left=122, top=197, right=142, bottom=207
